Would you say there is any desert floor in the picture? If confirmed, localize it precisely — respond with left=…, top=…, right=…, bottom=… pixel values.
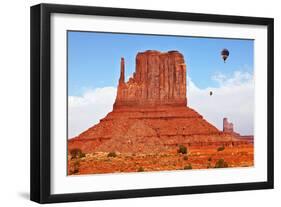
left=68, top=144, right=254, bottom=175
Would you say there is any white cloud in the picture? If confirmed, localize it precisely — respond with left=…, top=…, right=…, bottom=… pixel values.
left=68, top=71, right=254, bottom=138
left=68, top=87, right=117, bottom=138
left=187, top=71, right=254, bottom=135
left=212, top=71, right=253, bottom=87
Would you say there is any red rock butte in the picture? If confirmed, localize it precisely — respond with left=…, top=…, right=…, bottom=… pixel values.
left=68, top=50, right=249, bottom=154
left=114, top=50, right=187, bottom=108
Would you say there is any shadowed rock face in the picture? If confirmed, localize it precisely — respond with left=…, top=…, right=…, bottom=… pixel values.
left=114, top=50, right=187, bottom=108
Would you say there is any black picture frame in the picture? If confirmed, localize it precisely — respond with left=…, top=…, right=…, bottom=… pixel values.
left=30, top=3, right=274, bottom=204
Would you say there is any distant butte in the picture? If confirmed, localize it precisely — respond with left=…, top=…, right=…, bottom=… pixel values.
left=68, top=50, right=250, bottom=154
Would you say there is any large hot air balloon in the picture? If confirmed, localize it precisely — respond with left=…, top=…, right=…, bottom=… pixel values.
left=221, top=48, right=229, bottom=63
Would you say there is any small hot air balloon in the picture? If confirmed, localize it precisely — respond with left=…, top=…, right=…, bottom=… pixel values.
left=221, top=48, right=229, bottom=63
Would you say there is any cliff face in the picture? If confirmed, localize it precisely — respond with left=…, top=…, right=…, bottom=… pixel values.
left=114, top=50, right=187, bottom=108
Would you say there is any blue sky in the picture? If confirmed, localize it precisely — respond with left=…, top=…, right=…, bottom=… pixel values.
left=68, top=31, right=253, bottom=96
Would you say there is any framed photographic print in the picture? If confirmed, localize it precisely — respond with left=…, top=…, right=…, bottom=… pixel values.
left=30, top=3, right=274, bottom=203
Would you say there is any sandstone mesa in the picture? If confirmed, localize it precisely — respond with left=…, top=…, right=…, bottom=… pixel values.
left=68, top=50, right=253, bottom=155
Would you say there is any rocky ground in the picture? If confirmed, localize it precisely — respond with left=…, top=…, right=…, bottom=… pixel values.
left=68, top=143, right=254, bottom=175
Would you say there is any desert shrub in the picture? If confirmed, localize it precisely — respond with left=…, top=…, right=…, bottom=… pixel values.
left=80, top=152, right=86, bottom=158
left=107, top=151, right=117, bottom=158
left=178, top=145, right=188, bottom=154
left=138, top=167, right=144, bottom=172
left=183, top=155, right=189, bottom=160
left=217, top=145, right=225, bottom=152
left=73, top=160, right=80, bottom=173
left=70, top=148, right=85, bottom=159
left=215, top=159, right=228, bottom=168
left=183, top=163, right=192, bottom=170
left=69, top=160, right=80, bottom=175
